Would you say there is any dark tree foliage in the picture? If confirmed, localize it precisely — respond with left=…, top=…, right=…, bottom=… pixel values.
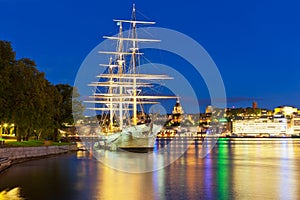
left=0, top=40, right=81, bottom=141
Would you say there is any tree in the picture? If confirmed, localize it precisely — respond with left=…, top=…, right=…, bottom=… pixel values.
left=8, top=58, right=51, bottom=140
left=55, top=84, right=74, bottom=124
left=72, top=87, right=85, bottom=126
left=53, top=84, right=84, bottom=141
left=0, top=41, right=15, bottom=123
left=0, top=40, right=84, bottom=141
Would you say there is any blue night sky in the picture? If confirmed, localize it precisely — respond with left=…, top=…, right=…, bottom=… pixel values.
left=1, top=0, right=300, bottom=110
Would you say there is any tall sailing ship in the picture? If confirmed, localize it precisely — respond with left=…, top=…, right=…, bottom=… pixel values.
left=86, top=5, right=176, bottom=151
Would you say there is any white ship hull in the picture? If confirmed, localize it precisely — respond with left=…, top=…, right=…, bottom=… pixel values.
left=104, top=124, right=161, bottom=152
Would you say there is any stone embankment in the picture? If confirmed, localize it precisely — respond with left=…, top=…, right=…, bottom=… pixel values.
left=0, top=144, right=78, bottom=172
left=0, top=158, right=11, bottom=172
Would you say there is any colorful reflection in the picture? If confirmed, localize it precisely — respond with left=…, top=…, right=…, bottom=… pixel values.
left=216, top=141, right=230, bottom=200
left=0, top=139, right=300, bottom=199
left=232, top=139, right=300, bottom=199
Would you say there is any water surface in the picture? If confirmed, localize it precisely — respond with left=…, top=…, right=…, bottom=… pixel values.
left=0, top=138, right=299, bottom=200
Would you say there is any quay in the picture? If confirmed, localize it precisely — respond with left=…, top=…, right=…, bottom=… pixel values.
left=0, top=158, right=11, bottom=172
left=0, top=144, right=77, bottom=173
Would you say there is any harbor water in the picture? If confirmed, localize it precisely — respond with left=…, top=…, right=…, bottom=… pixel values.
left=1, top=138, right=300, bottom=200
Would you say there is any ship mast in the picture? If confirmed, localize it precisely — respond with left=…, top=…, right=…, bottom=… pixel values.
left=108, top=57, right=114, bottom=131
left=131, top=4, right=138, bottom=125
left=86, top=4, right=177, bottom=134
left=117, top=19, right=124, bottom=129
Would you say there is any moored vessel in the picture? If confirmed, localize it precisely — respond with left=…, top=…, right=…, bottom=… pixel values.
left=85, top=5, right=176, bottom=151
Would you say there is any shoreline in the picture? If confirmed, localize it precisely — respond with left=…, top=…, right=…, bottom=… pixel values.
left=0, top=144, right=78, bottom=173
left=2, top=137, right=299, bottom=173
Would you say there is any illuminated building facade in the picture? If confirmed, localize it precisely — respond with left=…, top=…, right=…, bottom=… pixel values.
left=158, top=99, right=184, bottom=137
left=274, top=106, right=298, bottom=118
left=171, top=98, right=184, bottom=125
left=292, top=115, right=300, bottom=135
left=232, top=118, right=288, bottom=136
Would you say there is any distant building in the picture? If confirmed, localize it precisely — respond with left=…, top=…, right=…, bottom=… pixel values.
left=232, top=118, right=288, bottom=136
left=261, top=109, right=268, bottom=117
left=158, top=99, right=184, bottom=137
left=205, top=105, right=213, bottom=114
left=274, top=106, right=298, bottom=118
left=199, top=105, right=228, bottom=134
left=172, top=98, right=184, bottom=124
left=292, top=115, right=300, bottom=135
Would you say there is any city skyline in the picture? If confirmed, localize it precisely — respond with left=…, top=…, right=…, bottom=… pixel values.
left=1, top=0, right=300, bottom=110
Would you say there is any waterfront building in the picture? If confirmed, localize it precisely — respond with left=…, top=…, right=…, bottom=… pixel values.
left=261, top=109, right=269, bottom=117
left=158, top=99, right=185, bottom=137
left=292, top=115, right=300, bottom=135
left=199, top=113, right=211, bottom=125
left=232, top=117, right=288, bottom=137
left=198, top=106, right=229, bottom=135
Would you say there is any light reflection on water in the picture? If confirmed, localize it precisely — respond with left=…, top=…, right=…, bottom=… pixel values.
left=0, top=187, right=23, bottom=200
left=0, top=139, right=300, bottom=200
left=90, top=137, right=218, bottom=173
